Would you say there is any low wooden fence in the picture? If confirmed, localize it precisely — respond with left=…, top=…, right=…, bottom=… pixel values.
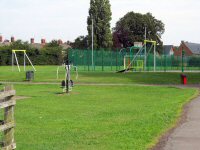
left=0, top=85, right=16, bottom=150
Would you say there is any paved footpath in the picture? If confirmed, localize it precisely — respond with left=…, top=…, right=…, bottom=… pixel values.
left=162, top=86, right=200, bottom=150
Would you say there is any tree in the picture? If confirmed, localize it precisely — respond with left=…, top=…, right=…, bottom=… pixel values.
left=71, top=36, right=89, bottom=49
left=113, top=12, right=165, bottom=48
left=41, top=40, right=63, bottom=65
left=87, top=0, right=113, bottom=49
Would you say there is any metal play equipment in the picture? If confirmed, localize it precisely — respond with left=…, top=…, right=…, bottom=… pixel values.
left=122, top=45, right=144, bottom=71
left=12, top=50, right=36, bottom=72
left=144, top=40, right=156, bottom=72
left=60, top=51, right=78, bottom=94
left=61, top=62, right=79, bottom=94
left=63, top=60, right=73, bottom=94
left=118, top=40, right=156, bottom=73
left=56, top=64, right=78, bottom=80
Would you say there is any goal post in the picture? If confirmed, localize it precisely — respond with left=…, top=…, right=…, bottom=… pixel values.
left=12, top=50, right=36, bottom=72
left=144, top=40, right=156, bottom=72
left=124, top=55, right=144, bottom=71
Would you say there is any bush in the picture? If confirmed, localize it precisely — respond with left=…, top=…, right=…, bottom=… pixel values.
left=188, top=56, right=200, bottom=67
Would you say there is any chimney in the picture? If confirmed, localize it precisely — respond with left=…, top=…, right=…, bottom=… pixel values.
left=41, top=39, right=46, bottom=45
left=0, top=35, right=2, bottom=43
left=31, top=38, right=34, bottom=44
left=58, top=39, right=63, bottom=45
left=11, top=36, right=15, bottom=42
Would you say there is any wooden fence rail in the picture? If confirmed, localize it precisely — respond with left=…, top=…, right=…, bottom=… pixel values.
left=0, top=85, right=16, bottom=150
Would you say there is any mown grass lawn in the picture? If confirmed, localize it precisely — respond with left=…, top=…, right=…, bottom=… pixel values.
left=9, top=84, right=197, bottom=150
left=0, top=66, right=200, bottom=84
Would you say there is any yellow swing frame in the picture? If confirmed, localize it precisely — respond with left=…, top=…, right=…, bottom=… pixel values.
left=12, top=50, right=36, bottom=72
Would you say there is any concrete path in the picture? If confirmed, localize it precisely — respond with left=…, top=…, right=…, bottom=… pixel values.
left=162, top=87, right=200, bottom=150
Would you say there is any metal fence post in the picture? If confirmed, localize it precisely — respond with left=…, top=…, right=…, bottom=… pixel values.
left=182, top=50, right=185, bottom=72
left=110, top=51, right=113, bottom=71
left=102, top=49, right=104, bottom=71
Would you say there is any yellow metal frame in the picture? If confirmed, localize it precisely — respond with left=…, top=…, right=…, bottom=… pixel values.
left=144, top=40, right=156, bottom=45
left=12, top=50, right=26, bottom=52
left=12, top=49, right=36, bottom=72
left=144, top=40, right=157, bottom=72
left=133, top=60, right=144, bottom=71
left=124, top=56, right=144, bottom=71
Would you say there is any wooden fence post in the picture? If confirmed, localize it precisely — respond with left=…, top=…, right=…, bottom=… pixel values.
left=0, top=85, right=16, bottom=150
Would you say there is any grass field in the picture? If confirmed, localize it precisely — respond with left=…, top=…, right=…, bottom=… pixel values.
left=0, top=66, right=200, bottom=84
left=6, top=84, right=196, bottom=150
left=0, top=65, right=199, bottom=149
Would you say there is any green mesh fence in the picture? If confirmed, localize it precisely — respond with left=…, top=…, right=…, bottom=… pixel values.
left=68, top=49, right=200, bottom=72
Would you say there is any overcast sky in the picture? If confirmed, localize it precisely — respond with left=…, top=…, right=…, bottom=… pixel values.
left=0, top=0, right=200, bottom=46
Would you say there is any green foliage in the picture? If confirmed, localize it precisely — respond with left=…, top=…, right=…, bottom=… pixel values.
left=71, top=36, right=89, bottom=49
left=188, top=56, right=200, bottom=67
left=0, top=45, right=11, bottom=65
left=87, top=0, right=113, bottom=49
left=0, top=40, right=63, bottom=65
left=113, top=12, right=165, bottom=48
left=0, top=40, right=33, bottom=65
left=40, top=40, right=63, bottom=65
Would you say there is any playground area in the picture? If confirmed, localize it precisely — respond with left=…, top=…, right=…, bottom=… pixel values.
left=1, top=0, right=200, bottom=149
left=0, top=40, right=200, bottom=150
left=0, top=65, right=200, bottom=149
left=68, top=42, right=200, bottom=73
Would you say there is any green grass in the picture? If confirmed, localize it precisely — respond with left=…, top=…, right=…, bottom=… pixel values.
left=0, top=66, right=200, bottom=84
left=11, top=84, right=196, bottom=150
left=0, top=65, right=199, bottom=149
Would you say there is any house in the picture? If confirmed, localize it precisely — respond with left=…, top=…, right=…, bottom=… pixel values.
left=0, top=36, right=71, bottom=50
left=163, top=45, right=174, bottom=55
left=174, top=41, right=200, bottom=56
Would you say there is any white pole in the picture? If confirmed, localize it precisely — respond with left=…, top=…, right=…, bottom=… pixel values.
left=144, top=26, right=147, bottom=71
left=92, top=17, right=94, bottom=71
left=124, top=57, right=126, bottom=69
left=24, top=52, right=26, bottom=71
left=25, top=52, right=36, bottom=71
left=14, top=52, right=21, bottom=72
left=57, top=66, right=60, bottom=79
left=12, top=51, right=14, bottom=71
left=154, top=43, right=156, bottom=72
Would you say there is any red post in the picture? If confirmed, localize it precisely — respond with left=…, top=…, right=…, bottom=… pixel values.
left=181, top=74, right=187, bottom=85
left=183, top=76, right=187, bottom=85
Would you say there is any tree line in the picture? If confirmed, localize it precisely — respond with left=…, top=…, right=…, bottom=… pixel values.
left=0, top=40, right=64, bottom=65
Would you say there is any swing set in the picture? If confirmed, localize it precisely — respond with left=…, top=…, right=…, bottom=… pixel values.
left=12, top=50, right=36, bottom=72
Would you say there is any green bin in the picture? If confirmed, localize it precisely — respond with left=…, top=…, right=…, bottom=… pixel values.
left=26, top=71, right=34, bottom=81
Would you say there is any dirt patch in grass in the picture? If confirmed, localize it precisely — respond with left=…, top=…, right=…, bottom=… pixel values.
left=14, top=96, right=31, bottom=100
left=56, top=91, right=80, bottom=96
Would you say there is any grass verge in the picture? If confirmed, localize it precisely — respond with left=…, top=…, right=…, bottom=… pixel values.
left=0, top=66, right=200, bottom=84
left=8, top=84, right=196, bottom=150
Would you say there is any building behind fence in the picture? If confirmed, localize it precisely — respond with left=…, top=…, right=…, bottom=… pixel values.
left=69, top=49, right=200, bottom=72
left=0, top=85, right=16, bottom=150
